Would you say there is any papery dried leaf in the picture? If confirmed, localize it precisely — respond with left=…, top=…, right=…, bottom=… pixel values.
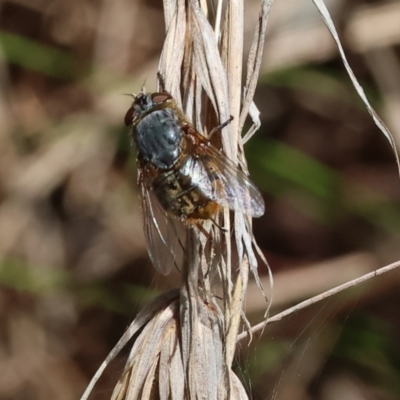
left=185, top=298, right=226, bottom=399
left=188, top=0, right=232, bottom=132
left=80, top=290, right=179, bottom=400
left=140, top=356, right=159, bottom=400
left=240, top=0, right=273, bottom=136
left=113, top=302, right=179, bottom=400
left=242, top=101, right=261, bottom=144
left=231, top=372, right=250, bottom=400
left=158, top=325, right=182, bottom=400
left=221, top=1, right=244, bottom=141
left=159, top=0, right=186, bottom=106
left=168, top=332, right=185, bottom=399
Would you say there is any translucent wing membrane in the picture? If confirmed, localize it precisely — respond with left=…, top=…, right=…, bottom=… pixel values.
left=192, top=136, right=265, bottom=218
left=138, top=171, right=185, bottom=275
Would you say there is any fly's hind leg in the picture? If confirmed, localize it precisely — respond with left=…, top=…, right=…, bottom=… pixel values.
left=210, top=217, right=227, bottom=233
left=195, top=222, right=213, bottom=240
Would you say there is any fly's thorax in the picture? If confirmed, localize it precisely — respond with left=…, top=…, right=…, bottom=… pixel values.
left=133, top=108, right=183, bottom=170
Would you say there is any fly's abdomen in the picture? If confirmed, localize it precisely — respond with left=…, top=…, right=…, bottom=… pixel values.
left=153, top=156, right=217, bottom=220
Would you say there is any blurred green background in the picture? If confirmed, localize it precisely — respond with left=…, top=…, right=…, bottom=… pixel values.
left=0, top=1, right=400, bottom=399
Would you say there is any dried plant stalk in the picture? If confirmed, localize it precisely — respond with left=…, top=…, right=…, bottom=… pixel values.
left=80, top=1, right=272, bottom=399
left=157, top=1, right=272, bottom=397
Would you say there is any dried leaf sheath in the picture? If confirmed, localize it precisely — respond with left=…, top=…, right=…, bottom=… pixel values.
left=110, top=295, right=198, bottom=400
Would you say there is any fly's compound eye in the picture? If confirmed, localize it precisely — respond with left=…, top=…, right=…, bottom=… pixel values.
left=124, top=107, right=136, bottom=126
left=151, top=92, right=173, bottom=105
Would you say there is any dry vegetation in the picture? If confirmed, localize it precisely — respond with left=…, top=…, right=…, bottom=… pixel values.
left=1, top=1, right=400, bottom=400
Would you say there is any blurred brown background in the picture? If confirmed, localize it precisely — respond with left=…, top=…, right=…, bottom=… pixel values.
left=1, top=1, right=400, bottom=399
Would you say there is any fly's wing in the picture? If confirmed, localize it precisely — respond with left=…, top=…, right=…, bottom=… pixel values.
left=191, top=135, right=265, bottom=217
left=138, top=171, right=185, bottom=275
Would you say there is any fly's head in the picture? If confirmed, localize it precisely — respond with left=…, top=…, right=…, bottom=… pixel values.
left=124, top=90, right=175, bottom=127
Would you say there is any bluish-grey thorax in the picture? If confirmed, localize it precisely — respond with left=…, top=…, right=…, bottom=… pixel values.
left=133, top=107, right=183, bottom=170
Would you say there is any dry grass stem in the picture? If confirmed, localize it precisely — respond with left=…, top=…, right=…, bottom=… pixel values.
left=237, top=259, right=400, bottom=342
left=81, top=1, right=271, bottom=399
